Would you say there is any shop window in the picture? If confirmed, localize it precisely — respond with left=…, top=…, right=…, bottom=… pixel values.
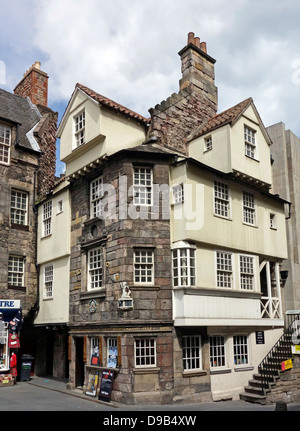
left=233, top=335, right=249, bottom=366
left=134, top=337, right=156, bottom=368
left=210, top=335, right=226, bottom=368
left=182, top=335, right=202, bottom=371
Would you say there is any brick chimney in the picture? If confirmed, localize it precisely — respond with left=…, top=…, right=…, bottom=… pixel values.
left=148, top=33, right=218, bottom=155
left=14, top=61, right=49, bottom=107
left=178, top=32, right=218, bottom=113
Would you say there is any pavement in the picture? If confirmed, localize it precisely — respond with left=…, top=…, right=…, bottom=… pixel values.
left=21, top=376, right=300, bottom=411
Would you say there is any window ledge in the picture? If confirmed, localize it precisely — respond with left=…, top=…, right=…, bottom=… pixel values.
left=234, top=365, right=254, bottom=372
left=133, top=367, right=160, bottom=375
left=210, top=368, right=232, bottom=375
left=182, top=370, right=207, bottom=377
left=8, top=285, right=26, bottom=291
left=80, top=289, right=106, bottom=300
left=10, top=223, right=29, bottom=231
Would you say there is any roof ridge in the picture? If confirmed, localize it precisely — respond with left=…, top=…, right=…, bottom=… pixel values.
left=187, top=97, right=253, bottom=142
left=76, top=83, right=149, bottom=124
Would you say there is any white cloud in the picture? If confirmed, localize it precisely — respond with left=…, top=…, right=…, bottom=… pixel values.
left=1, top=0, right=300, bottom=138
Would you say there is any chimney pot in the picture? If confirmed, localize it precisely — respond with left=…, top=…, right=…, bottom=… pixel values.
left=188, top=32, right=195, bottom=45
left=34, top=61, right=41, bottom=70
left=200, top=42, right=207, bottom=53
left=194, top=37, right=200, bottom=48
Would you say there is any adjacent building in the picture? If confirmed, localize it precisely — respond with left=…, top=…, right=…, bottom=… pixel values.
left=267, top=122, right=300, bottom=312
left=0, top=62, right=57, bottom=374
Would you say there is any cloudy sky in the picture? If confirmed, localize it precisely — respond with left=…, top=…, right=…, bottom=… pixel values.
left=1, top=0, right=300, bottom=175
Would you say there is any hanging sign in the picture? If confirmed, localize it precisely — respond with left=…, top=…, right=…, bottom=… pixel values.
left=98, top=369, right=114, bottom=402
left=281, top=359, right=293, bottom=371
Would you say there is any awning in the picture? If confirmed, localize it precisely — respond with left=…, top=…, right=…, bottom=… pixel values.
left=0, top=308, right=20, bottom=323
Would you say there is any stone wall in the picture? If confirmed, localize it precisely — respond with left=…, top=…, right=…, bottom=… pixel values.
left=266, top=357, right=300, bottom=404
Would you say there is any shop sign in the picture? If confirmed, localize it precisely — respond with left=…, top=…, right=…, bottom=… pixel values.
left=0, top=300, right=20, bottom=309
left=281, top=359, right=293, bottom=371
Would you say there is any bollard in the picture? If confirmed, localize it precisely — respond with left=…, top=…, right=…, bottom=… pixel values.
left=275, top=401, right=288, bottom=411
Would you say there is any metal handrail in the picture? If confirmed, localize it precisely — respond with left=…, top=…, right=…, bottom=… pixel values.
left=258, top=313, right=300, bottom=395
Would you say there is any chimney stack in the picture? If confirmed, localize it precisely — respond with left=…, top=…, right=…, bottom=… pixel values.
left=14, top=61, right=49, bottom=107
left=178, top=33, right=217, bottom=114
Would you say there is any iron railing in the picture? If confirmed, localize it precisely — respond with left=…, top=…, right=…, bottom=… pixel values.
left=258, top=312, right=300, bottom=395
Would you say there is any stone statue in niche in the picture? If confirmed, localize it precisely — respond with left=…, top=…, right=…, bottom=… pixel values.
left=118, top=281, right=133, bottom=309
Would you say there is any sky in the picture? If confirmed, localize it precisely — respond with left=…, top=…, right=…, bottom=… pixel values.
left=1, top=0, right=300, bottom=176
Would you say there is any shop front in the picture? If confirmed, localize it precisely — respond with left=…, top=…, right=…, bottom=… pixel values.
left=0, top=300, right=22, bottom=382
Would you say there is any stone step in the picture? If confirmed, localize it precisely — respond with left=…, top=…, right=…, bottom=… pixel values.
left=240, top=391, right=267, bottom=404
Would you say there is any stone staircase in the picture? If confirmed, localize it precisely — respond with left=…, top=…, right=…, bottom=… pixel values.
left=240, top=314, right=300, bottom=404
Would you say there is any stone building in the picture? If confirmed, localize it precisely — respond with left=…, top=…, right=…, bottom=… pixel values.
left=0, top=62, right=57, bottom=373
left=52, top=33, right=289, bottom=404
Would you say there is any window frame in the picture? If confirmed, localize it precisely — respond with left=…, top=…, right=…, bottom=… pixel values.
left=204, top=135, right=212, bottom=151
left=244, top=125, right=257, bottom=159
left=209, top=335, right=227, bottom=369
left=216, top=251, right=233, bottom=289
left=242, top=191, right=256, bottom=226
left=182, top=335, right=202, bottom=371
left=10, top=189, right=28, bottom=226
left=44, top=264, right=54, bottom=299
left=74, top=109, right=85, bottom=148
left=0, top=123, right=11, bottom=165
left=214, top=181, right=231, bottom=219
left=172, top=183, right=184, bottom=205
left=172, top=243, right=196, bottom=288
left=88, top=246, right=104, bottom=291
left=133, top=167, right=153, bottom=206
left=90, top=176, right=104, bottom=218
left=239, top=254, right=255, bottom=291
left=133, top=248, right=154, bottom=285
left=233, top=335, right=249, bottom=366
left=8, top=255, right=25, bottom=287
left=134, top=337, right=156, bottom=368
left=43, top=200, right=52, bottom=237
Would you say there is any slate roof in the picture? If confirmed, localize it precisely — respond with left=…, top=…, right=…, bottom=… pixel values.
left=0, top=88, right=41, bottom=152
left=76, top=83, right=149, bottom=125
left=187, top=97, right=253, bottom=142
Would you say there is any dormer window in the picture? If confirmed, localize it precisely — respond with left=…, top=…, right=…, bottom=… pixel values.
left=0, top=124, right=11, bottom=165
left=74, top=110, right=85, bottom=148
left=244, top=125, right=256, bottom=159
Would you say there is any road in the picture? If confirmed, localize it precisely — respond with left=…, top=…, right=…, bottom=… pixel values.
left=0, top=377, right=299, bottom=417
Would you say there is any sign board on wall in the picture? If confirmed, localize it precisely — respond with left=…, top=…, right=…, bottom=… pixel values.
left=281, top=359, right=293, bottom=371
left=255, top=331, right=265, bottom=345
left=291, top=345, right=300, bottom=355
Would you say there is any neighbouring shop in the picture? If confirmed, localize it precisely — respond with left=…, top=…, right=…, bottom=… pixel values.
left=0, top=300, right=22, bottom=384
